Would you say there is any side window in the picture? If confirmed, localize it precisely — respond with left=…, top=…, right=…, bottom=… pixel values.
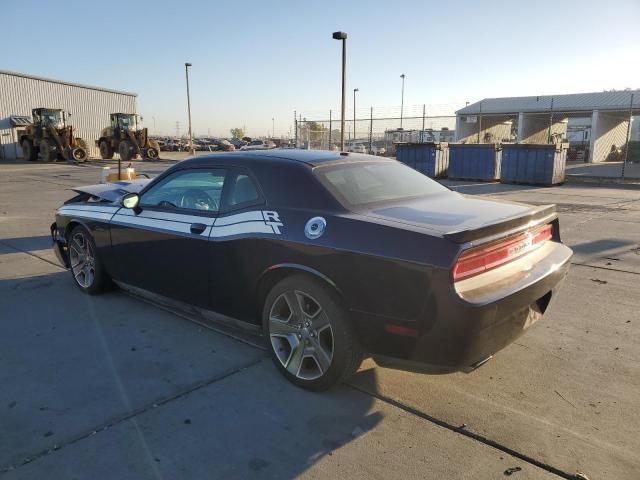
left=140, top=169, right=227, bottom=213
left=225, top=173, right=261, bottom=208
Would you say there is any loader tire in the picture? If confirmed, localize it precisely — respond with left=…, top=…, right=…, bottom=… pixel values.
left=99, top=140, right=114, bottom=159
left=39, top=138, right=57, bottom=163
left=119, top=139, right=134, bottom=162
left=145, top=139, right=160, bottom=160
left=22, top=139, right=38, bottom=161
left=71, top=139, right=88, bottom=163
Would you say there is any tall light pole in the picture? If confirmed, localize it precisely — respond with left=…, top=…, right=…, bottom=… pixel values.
left=400, top=74, right=405, bottom=129
left=272, top=117, right=275, bottom=138
left=184, top=62, right=194, bottom=155
left=332, top=31, right=347, bottom=151
left=353, top=88, right=359, bottom=143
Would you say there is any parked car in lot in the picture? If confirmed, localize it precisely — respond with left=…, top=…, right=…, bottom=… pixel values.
left=161, top=139, right=183, bottom=152
left=230, top=138, right=248, bottom=149
left=240, top=139, right=276, bottom=150
left=372, top=146, right=386, bottom=156
left=211, top=139, right=235, bottom=152
left=349, top=144, right=367, bottom=154
left=51, top=150, right=572, bottom=390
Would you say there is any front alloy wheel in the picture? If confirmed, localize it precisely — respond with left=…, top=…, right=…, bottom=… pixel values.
left=67, top=225, right=110, bottom=294
left=269, top=290, right=335, bottom=380
left=69, top=231, right=96, bottom=288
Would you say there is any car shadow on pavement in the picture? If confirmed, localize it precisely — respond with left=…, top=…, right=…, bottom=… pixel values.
left=0, top=235, right=52, bottom=254
left=570, top=238, right=634, bottom=256
left=0, top=271, right=383, bottom=479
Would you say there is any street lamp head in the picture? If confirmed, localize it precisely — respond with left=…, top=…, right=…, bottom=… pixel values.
left=400, top=74, right=405, bottom=79
left=332, top=31, right=347, bottom=40
left=185, top=62, right=192, bottom=67
left=354, top=88, right=359, bottom=93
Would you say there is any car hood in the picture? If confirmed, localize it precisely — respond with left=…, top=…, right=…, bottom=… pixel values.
left=69, top=179, right=151, bottom=203
left=360, top=191, right=551, bottom=240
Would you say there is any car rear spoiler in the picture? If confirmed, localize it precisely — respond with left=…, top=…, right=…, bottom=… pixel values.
left=443, top=204, right=557, bottom=244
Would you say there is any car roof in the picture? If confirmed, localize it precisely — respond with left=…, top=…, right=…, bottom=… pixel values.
left=220, top=149, right=387, bottom=165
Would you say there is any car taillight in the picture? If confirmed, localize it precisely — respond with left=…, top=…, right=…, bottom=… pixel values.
left=453, top=223, right=553, bottom=282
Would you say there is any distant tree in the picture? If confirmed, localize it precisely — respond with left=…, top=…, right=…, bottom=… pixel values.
left=230, top=127, right=245, bottom=139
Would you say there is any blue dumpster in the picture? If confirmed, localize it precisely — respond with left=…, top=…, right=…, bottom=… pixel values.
left=501, top=143, right=568, bottom=186
left=395, top=142, right=449, bottom=178
left=448, top=144, right=501, bottom=181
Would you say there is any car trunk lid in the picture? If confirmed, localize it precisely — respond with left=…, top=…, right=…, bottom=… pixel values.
left=362, top=191, right=554, bottom=242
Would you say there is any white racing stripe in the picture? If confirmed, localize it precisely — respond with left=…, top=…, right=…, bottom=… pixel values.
left=112, top=213, right=212, bottom=237
left=57, top=204, right=282, bottom=240
left=59, top=208, right=116, bottom=222
left=212, top=221, right=276, bottom=237
left=210, top=210, right=283, bottom=238
left=214, top=210, right=263, bottom=226
left=117, top=209, right=215, bottom=226
left=59, top=204, right=120, bottom=214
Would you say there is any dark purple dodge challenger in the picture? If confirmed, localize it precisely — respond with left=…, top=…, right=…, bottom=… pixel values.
left=51, top=150, right=572, bottom=390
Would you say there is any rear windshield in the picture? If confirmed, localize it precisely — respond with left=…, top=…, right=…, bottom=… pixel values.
left=314, top=161, right=448, bottom=208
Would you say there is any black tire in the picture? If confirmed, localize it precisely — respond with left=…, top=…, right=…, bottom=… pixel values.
left=22, top=139, right=38, bottom=161
left=39, top=138, right=57, bottom=162
left=263, top=274, right=363, bottom=391
left=68, top=225, right=111, bottom=294
left=119, top=139, right=134, bottom=162
left=99, top=140, right=114, bottom=159
left=145, top=140, right=160, bottom=160
left=70, top=139, right=88, bottom=163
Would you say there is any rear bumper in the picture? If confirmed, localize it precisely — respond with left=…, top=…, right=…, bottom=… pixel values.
left=50, top=222, right=70, bottom=268
left=362, top=242, right=573, bottom=374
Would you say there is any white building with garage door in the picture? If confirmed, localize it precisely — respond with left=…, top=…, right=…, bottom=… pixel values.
left=0, top=70, right=136, bottom=160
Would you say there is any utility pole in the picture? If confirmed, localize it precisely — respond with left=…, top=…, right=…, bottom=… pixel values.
left=353, top=88, right=359, bottom=143
left=332, top=31, right=348, bottom=151
left=272, top=117, right=275, bottom=138
left=400, top=74, right=405, bottom=129
left=184, top=62, right=194, bottom=154
left=547, top=97, right=555, bottom=144
left=329, top=110, right=332, bottom=149
left=622, top=92, right=635, bottom=179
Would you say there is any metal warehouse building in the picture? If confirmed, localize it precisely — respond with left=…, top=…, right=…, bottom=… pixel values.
left=456, top=90, right=639, bottom=163
left=0, top=70, right=137, bottom=160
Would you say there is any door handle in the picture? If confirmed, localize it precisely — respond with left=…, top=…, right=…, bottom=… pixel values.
left=190, top=223, right=207, bottom=235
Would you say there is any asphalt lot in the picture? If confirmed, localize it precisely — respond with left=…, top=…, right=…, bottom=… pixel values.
left=1, top=158, right=639, bottom=479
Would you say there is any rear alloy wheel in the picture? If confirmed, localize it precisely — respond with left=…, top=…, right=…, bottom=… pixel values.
left=264, top=275, right=363, bottom=391
left=68, top=225, right=110, bottom=294
left=99, top=140, right=114, bottom=159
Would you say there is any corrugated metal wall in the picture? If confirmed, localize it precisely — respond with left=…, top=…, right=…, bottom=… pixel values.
left=0, top=71, right=136, bottom=159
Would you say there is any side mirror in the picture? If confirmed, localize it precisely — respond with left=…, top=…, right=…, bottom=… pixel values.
left=67, top=111, right=72, bottom=117
left=122, top=193, right=140, bottom=209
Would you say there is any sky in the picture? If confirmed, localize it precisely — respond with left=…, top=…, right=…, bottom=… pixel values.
left=3, top=0, right=639, bottom=137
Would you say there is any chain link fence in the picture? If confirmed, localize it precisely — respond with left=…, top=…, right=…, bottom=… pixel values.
left=294, top=104, right=457, bottom=156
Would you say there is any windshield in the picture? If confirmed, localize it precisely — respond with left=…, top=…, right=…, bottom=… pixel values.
left=118, top=115, right=138, bottom=130
left=41, top=111, right=64, bottom=129
left=314, top=161, right=449, bottom=208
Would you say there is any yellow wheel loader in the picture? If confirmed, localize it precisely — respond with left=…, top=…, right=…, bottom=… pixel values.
left=96, top=113, right=160, bottom=161
left=20, top=108, right=88, bottom=163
